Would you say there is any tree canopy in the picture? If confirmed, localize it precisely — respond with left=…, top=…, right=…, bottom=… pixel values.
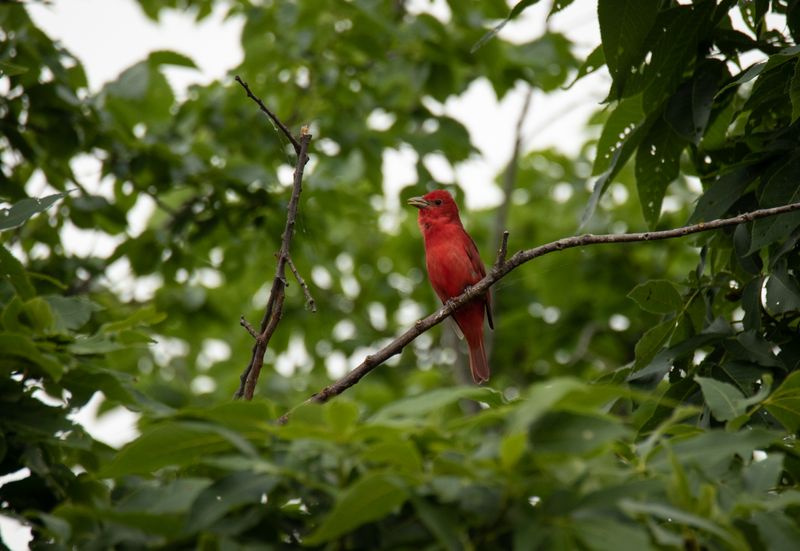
left=3, top=0, right=800, bottom=548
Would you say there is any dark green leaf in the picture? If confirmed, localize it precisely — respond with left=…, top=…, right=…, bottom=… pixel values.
left=628, top=280, right=682, bottom=314
left=695, top=376, right=746, bottom=421
left=791, top=59, right=800, bottom=123
left=764, top=372, right=800, bottom=432
left=635, top=119, right=686, bottom=227
left=45, top=295, right=99, bottom=332
left=620, top=499, right=747, bottom=549
left=100, top=422, right=236, bottom=477
left=634, top=319, right=676, bottom=369
left=0, top=60, right=29, bottom=76
left=598, top=0, right=657, bottom=97
left=0, top=193, right=68, bottom=232
left=0, top=245, right=35, bottom=300
left=749, top=156, right=800, bottom=253
left=564, top=45, right=604, bottom=90
left=688, top=166, right=758, bottom=223
left=371, top=386, right=502, bottom=422
left=751, top=511, right=800, bottom=551
left=304, top=472, right=407, bottom=545
left=185, top=472, right=277, bottom=533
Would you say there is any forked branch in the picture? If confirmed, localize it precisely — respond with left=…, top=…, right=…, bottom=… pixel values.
left=234, top=77, right=313, bottom=400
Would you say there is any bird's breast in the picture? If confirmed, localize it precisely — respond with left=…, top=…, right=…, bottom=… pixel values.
left=423, top=227, right=479, bottom=300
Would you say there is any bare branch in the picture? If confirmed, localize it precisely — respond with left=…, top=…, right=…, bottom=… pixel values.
left=287, top=255, right=317, bottom=312
left=234, top=75, right=302, bottom=154
left=278, top=200, right=800, bottom=423
left=233, top=85, right=312, bottom=400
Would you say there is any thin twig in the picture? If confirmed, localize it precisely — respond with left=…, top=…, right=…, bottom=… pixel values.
left=287, top=255, right=317, bottom=312
left=494, top=231, right=510, bottom=269
left=277, top=200, right=800, bottom=423
left=486, top=88, right=532, bottom=360
left=234, top=75, right=302, bottom=154
left=240, top=316, right=258, bottom=339
left=233, top=90, right=312, bottom=400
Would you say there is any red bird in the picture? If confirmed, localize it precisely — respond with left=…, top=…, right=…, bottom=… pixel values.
left=408, top=190, right=493, bottom=384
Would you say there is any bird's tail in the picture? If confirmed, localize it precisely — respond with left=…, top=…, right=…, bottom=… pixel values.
left=467, top=336, right=490, bottom=384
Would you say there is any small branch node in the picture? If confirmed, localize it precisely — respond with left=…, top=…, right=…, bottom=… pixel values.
left=240, top=316, right=258, bottom=339
left=494, top=230, right=510, bottom=268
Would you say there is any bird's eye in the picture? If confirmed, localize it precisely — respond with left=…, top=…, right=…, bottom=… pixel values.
left=434, top=199, right=443, bottom=205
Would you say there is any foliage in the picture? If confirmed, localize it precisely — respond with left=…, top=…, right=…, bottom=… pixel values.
left=2, top=0, right=800, bottom=549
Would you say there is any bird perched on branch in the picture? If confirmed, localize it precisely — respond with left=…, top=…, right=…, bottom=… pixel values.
left=407, top=189, right=493, bottom=383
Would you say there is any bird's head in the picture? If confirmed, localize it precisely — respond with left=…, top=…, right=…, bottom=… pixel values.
left=407, top=189, right=461, bottom=224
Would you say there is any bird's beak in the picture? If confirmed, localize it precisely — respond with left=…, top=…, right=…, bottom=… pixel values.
left=407, top=196, right=429, bottom=209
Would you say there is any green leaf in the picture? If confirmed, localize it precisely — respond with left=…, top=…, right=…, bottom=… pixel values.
left=22, top=297, right=55, bottom=333
left=304, top=472, right=407, bottom=545
left=147, top=50, right=197, bottom=69
left=499, top=431, right=527, bottom=470
left=790, top=58, right=800, bottom=123
left=583, top=94, right=651, bottom=226
left=0, top=60, right=29, bottom=77
left=688, top=166, right=758, bottom=223
left=509, top=377, right=586, bottom=432
left=634, top=319, right=676, bottom=369
left=0, top=245, right=35, bottom=300
left=100, top=422, right=235, bottom=477
left=530, top=411, right=630, bottom=455
left=749, top=155, right=800, bottom=253
left=764, top=372, right=800, bottom=432
left=743, top=453, right=783, bottom=495
left=324, top=399, right=359, bottom=434
left=649, top=429, right=776, bottom=473
left=598, top=0, right=657, bottom=98
left=628, top=280, right=682, bottom=314
left=592, top=94, right=645, bottom=177
left=100, top=305, right=165, bottom=333
left=471, top=0, right=543, bottom=53
left=717, top=44, right=800, bottom=97
left=45, top=295, right=98, bottom=332
left=695, top=376, right=746, bottom=422
left=116, top=478, right=212, bottom=514
left=639, top=3, right=714, bottom=110
left=0, top=332, right=63, bottom=379
left=664, top=60, right=726, bottom=144
left=765, top=263, right=800, bottom=315
left=635, top=120, right=686, bottom=227
left=68, top=334, right=125, bottom=355
left=572, top=517, right=656, bottom=551
left=412, top=497, right=467, bottom=551
left=750, top=511, right=800, bottom=551
left=620, top=499, right=748, bottom=550
left=564, top=45, right=604, bottom=90
left=371, top=386, right=502, bottom=422
left=185, top=472, right=277, bottom=533
left=105, top=61, right=150, bottom=100
left=360, top=440, right=423, bottom=473
left=0, top=193, right=68, bottom=232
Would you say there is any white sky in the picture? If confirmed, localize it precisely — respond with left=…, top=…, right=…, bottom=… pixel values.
left=2, top=1, right=605, bottom=548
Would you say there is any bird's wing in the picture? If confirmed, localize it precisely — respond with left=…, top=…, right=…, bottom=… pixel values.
left=463, top=232, right=494, bottom=330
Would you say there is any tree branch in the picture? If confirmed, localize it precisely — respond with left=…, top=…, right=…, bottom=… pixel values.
left=277, top=200, right=800, bottom=423
left=287, top=254, right=317, bottom=312
left=235, top=75, right=302, bottom=154
left=233, top=84, right=312, bottom=399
